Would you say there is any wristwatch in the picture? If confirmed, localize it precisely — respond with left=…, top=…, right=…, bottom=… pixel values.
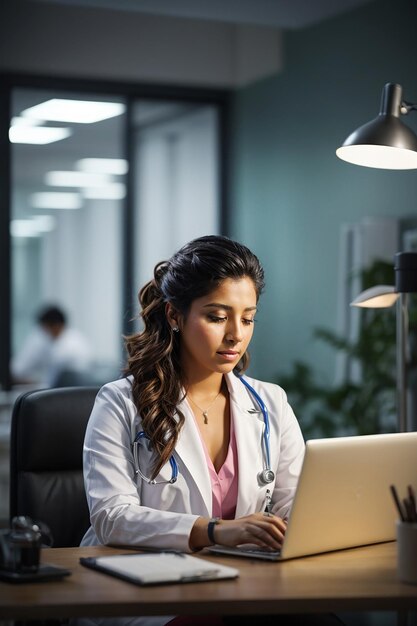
left=207, top=517, right=220, bottom=545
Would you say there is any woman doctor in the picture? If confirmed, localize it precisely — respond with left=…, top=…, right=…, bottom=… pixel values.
left=80, top=235, right=310, bottom=626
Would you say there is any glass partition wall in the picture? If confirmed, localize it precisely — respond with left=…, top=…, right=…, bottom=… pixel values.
left=5, top=83, right=224, bottom=389
left=132, top=100, right=220, bottom=325
left=10, top=88, right=126, bottom=384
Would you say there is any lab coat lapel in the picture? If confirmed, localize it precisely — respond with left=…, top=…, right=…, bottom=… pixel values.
left=226, top=373, right=265, bottom=518
left=174, top=397, right=213, bottom=516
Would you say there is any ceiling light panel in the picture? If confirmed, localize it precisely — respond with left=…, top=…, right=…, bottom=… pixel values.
left=45, top=170, right=112, bottom=187
left=10, top=216, right=57, bottom=238
left=10, top=220, right=41, bottom=238
left=83, top=182, right=126, bottom=200
left=21, top=99, right=126, bottom=124
left=31, top=192, right=82, bottom=209
left=76, top=158, right=129, bottom=175
left=9, top=126, right=72, bottom=144
left=11, top=116, right=44, bottom=127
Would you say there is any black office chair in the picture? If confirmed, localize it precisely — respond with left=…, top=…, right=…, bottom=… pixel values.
left=9, top=386, right=99, bottom=548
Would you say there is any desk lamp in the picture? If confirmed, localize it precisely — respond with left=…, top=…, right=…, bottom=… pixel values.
left=336, top=82, right=417, bottom=169
left=336, top=82, right=417, bottom=432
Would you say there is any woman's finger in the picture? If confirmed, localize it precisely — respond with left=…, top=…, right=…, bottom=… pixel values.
left=244, top=521, right=285, bottom=549
left=213, top=514, right=287, bottom=549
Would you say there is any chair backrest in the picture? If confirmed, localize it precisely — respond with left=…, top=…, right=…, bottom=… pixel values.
left=10, top=386, right=99, bottom=548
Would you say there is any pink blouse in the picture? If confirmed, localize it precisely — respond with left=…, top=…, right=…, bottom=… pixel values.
left=196, top=413, right=239, bottom=520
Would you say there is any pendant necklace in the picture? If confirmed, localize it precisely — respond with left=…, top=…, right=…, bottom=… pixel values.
left=187, top=390, right=222, bottom=424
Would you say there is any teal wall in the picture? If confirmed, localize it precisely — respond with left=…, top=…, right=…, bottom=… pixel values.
left=230, top=0, right=417, bottom=385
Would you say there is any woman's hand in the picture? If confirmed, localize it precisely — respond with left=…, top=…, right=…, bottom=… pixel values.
left=189, top=513, right=287, bottom=551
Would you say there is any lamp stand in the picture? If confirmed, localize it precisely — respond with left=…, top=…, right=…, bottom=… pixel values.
left=397, top=293, right=409, bottom=432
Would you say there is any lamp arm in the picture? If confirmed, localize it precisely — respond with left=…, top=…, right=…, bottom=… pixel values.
left=400, top=100, right=417, bottom=115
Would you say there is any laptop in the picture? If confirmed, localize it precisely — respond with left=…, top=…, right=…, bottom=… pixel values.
left=208, top=431, right=417, bottom=561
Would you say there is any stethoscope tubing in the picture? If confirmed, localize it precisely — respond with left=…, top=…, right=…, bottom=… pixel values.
left=133, top=431, right=179, bottom=483
left=238, top=376, right=272, bottom=470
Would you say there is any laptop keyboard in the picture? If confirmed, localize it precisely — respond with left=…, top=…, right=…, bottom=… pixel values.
left=208, top=545, right=281, bottom=561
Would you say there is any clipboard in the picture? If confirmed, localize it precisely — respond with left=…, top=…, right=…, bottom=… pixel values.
left=80, top=552, right=239, bottom=586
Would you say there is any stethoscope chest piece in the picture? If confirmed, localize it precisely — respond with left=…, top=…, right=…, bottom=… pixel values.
left=258, top=468, right=275, bottom=485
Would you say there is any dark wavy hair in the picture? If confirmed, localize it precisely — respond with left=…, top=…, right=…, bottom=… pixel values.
left=125, top=235, right=265, bottom=478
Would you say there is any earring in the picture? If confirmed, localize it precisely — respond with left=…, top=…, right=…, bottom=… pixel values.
left=173, top=326, right=179, bottom=333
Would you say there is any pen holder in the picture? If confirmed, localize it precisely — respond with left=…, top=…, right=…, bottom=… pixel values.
left=397, top=521, right=417, bottom=584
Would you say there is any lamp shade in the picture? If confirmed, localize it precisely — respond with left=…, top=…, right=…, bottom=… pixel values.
left=336, top=83, right=417, bottom=170
left=395, top=252, right=417, bottom=292
left=350, top=285, right=399, bottom=308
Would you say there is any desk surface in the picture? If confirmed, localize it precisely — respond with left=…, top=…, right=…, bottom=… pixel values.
left=0, top=542, right=416, bottom=620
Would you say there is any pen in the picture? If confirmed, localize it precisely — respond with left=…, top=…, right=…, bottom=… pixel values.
left=390, top=484, right=417, bottom=523
left=390, top=484, right=406, bottom=522
left=263, top=489, right=272, bottom=516
left=407, top=485, right=417, bottom=522
left=403, top=498, right=414, bottom=523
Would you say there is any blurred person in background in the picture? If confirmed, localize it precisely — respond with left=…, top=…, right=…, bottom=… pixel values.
left=11, top=305, right=93, bottom=387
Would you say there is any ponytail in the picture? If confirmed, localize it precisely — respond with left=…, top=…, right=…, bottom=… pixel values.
left=125, top=262, right=185, bottom=478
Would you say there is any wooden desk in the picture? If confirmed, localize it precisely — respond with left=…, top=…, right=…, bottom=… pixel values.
left=0, top=542, right=416, bottom=621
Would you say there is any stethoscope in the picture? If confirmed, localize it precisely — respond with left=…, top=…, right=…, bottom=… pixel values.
left=132, top=376, right=275, bottom=486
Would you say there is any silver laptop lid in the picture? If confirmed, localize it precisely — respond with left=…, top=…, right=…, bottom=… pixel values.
left=281, top=431, right=417, bottom=559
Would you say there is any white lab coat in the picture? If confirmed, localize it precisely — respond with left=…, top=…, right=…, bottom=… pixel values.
left=78, top=371, right=305, bottom=626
